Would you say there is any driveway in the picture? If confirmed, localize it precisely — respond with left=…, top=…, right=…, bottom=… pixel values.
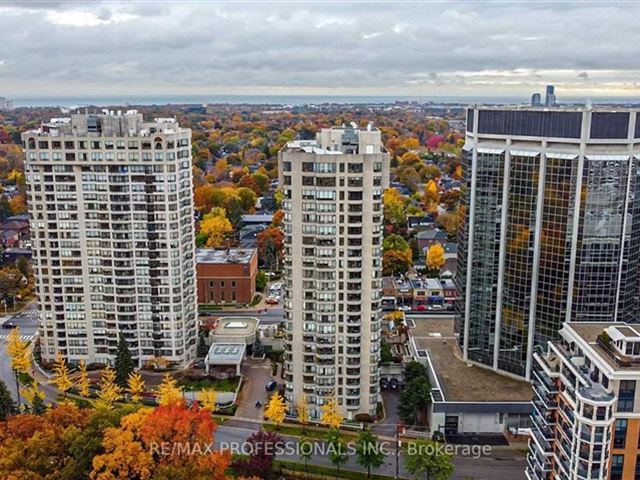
left=235, top=358, right=276, bottom=420
left=373, top=389, right=401, bottom=437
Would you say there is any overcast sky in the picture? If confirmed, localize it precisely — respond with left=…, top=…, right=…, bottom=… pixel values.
left=1, top=0, right=639, bottom=98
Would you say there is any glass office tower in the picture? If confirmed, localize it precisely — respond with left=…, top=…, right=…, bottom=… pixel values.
left=456, top=107, right=640, bottom=380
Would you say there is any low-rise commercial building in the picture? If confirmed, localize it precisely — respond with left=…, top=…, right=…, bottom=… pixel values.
left=528, top=322, right=640, bottom=480
left=196, top=248, right=258, bottom=305
left=408, top=317, right=532, bottom=435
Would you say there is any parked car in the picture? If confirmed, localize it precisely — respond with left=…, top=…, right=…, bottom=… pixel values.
left=2, top=321, right=17, bottom=329
left=397, top=305, right=411, bottom=312
left=380, top=378, right=389, bottom=390
left=413, top=304, right=426, bottom=312
left=265, top=380, right=277, bottom=391
left=265, top=296, right=280, bottom=305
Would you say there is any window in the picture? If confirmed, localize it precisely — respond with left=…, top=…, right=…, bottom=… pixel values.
left=614, top=419, right=627, bottom=448
left=209, top=281, right=214, bottom=288
left=220, top=281, right=225, bottom=288
left=619, top=380, right=636, bottom=412
left=231, top=281, right=236, bottom=288
left=611, top=454, right=624, bottom=480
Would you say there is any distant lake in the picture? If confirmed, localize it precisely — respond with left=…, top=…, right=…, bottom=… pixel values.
left=11, top=94, right=640, bottom=108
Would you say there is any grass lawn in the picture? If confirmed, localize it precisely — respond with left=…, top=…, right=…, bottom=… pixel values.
left=275, top=459, right=400, bottom=480
left=262, top=423, right=359, bottom=442
left=179, top=376, right=241, bottom=392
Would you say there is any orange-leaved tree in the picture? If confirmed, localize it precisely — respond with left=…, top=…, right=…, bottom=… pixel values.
left=91, top=400, right=230, bottom=480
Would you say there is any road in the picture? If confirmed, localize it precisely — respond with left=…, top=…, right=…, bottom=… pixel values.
left=0, top=301, right=39, bottom=403
left=214, top=422, right=527, bottom=480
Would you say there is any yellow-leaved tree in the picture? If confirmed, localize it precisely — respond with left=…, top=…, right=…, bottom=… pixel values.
left=51, top=352, right=73, bottom=400
left=264, top=392, right=287, bottom=428
left=7, top=328, right=30, bottom=406
left=198, top=388, right=217, bottom=412
left=320, top=397, right=343, bottom=429
left=199, top=207, right=233, bottom=247
left=21, top=379, right=46, bottom=407
left=76, top=360, right=91, bottom=398
left=426, top=242, right=445, bottom=271
left=296, top=395, right=309, bottom=433
left=97, top=366, right=122, bottom=409
left=156, top=373, right=182, bottom=406
left=126, top=371, right=145, bottom=403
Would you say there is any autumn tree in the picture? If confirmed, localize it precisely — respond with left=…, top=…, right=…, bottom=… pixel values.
left=91, top=400, right=230, bottom=480
left=126, top=372, right=145, bottom=403
left=383, top=188, right=407, bottom=230
left=320, top=397, right=343, bottom=429
left=51, top=352, right=73, bottom=400
left=256, top=227, right=284, bottom=271
left=230, top=430, right=283, bottom=479
left=264, top=392, right=287, bottom=427
left=7, top=327, right=29, bottom=406
left=426, top=243, right=445, bottom=273
left=96, top=366, right=122, bottom=409
left=156, top=373, right=182, bottom=406
left=75, top=360, right=91, bottom=398
left=296, top=395, right=309, bottom=433
left=198, top=208, right=234, bottom=247
left=198, top=388, right=217, bottom=412
left=382, top=234, right=413, bottom=276
left=424, top=180, right=440, bottom=214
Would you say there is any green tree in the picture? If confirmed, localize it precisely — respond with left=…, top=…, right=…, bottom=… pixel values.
left=404, top=361, right=428, bottom=383
left=398, top=377, right=432, bottom=425
left=114, top=333, right=134, bottom=387
left=15, top=256, right=29, bottom=279
left=405, top=439, right=454, bottom=480
left=0, top=379, right=16, bottom=420
left=299, top=436, right=313, bottom=480
left=256, top=269, right=267, bottom=292
left=30, top=394, right=46, bottom=415
left=197, top=332, right=209, bottom=357
left=355, top=429, right=385, bottom=479
left=326, top=428, right=348, bottom=479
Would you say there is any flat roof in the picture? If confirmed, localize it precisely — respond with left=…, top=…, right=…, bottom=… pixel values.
left=206, top=343, right=246, bottom=364
left=411, top=317, right=532, bottom=402
left=196, top=248, right=256, bottom=265
left=211, top=316, right=259, bottom=337
left=564, top=322, right=640, bottom=372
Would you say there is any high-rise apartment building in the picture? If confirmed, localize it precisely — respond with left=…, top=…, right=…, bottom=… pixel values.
left=279, top=125, right=390, bottom=419
left=23, top=111, right=197, bottom=367
left=457, top=106, right=640, bottom=380
left=528, top=322, right=640, bottom=480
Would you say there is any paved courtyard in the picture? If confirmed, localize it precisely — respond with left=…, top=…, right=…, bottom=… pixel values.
left=235, top=358, right=276, bottom=420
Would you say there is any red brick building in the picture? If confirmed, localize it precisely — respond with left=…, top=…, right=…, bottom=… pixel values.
left=196, top=248, right=258, bottom=305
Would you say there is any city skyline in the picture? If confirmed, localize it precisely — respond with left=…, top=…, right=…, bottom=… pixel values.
left=1, top=1, right=640, bottom=97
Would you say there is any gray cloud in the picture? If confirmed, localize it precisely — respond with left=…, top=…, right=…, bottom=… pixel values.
left=0, top=1, right=639, bottom=97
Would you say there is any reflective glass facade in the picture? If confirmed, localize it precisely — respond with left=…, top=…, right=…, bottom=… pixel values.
left=457, top=107, right=640, bottom=380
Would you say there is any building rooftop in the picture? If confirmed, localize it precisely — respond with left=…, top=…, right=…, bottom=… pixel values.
left=412, top=317, right=532, bottom=402
left=205, top=343, right=246, bottom=364
left=196, top=248, right=256, bottom=265
left=564, top=322, right=640, bottom=372
left=240, top=214, right=273, bottom=224
left=210, top=316, right=260, bottom=339
left=24, top=111, right=186, bottom=138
